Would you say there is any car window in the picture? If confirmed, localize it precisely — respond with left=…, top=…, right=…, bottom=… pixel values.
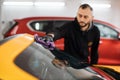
left=29, top=20, right=71, bottom=33
left=53, top=20, right=70, bottom=28
left=14, top=42, right=75, bottom=80
left=94, top=23, right=118, bottom=39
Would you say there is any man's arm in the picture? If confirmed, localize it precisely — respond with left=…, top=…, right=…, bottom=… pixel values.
left=51, top=48, right=89, bottom=69
left=34, top=34, right=89, bottom=69
left=46, top=23, right=69, bottom=41
left=90, top=27, right=100, bottom=65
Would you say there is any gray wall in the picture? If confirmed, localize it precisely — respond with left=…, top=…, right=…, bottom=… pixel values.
left=1, top=0, right=120, bottom=26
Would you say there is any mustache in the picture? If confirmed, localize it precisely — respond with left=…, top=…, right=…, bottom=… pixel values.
left=79, top=21, right=86, bottom=24
left=79, top=21, right=85, bottom=23
left=78, top=21, right=89, bottom=27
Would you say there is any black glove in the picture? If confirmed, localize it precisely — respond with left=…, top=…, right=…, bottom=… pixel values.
left=51, top=48, right=89, bottom=69
left=42, top=35, right=53, bottom=42
left=34, top=34, right=55, bottom=50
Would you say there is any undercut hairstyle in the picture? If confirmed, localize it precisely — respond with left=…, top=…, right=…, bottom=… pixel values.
left=79, top=4, right=93, bottom=11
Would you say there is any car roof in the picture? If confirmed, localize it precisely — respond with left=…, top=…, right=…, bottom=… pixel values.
left=14, top=16, right=74, bottom=22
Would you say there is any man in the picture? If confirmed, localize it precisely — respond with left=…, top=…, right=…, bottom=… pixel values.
left=35, top=4, right=100, bottom=69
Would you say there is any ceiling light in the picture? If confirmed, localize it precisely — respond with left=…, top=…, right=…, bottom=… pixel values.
left=34, top=2, right=65, bottom=7
left=3, top=2, right=33, bottom=6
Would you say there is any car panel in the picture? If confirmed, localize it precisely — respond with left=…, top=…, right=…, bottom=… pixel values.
left=98, top=38, right=120, bottom=64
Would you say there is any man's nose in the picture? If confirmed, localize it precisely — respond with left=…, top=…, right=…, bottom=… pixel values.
left=80, top=16, right=85, bottom=22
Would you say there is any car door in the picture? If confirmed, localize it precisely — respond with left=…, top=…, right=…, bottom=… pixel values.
left=94, top=22, right=120, bottom=65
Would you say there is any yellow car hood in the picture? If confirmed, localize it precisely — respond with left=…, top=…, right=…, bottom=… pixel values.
left=0, top=34, right=38, bottom=80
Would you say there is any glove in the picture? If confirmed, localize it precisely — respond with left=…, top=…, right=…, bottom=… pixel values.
left=34, top=34, right=55, bottom=50
left=51, top=48, right=89, bottom=69
left=52, top=58, right=69, bottom=69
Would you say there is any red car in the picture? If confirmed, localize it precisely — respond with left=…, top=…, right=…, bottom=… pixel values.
left=4, top=17, right=120, bottom=65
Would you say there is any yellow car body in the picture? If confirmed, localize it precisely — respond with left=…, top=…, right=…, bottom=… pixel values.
left=95, top=65, right=120, bottom=73
left=0, top=34, right=38, bottom=80
left=0, top=33, right=119, bottom=80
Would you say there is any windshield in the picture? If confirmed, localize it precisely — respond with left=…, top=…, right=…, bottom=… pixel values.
left=14, top=42, right=75, bottom=80
left=14, top=42, right=105, bottom=80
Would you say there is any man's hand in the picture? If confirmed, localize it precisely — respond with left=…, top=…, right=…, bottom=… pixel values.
left=52, top=59, right=68, bottom=69
left=34, top=34, right=55, bottom=50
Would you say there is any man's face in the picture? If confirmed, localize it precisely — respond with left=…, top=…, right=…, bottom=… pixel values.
left=77, top=7, right=93, bottom=28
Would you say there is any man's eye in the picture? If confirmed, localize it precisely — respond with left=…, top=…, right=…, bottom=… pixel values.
left=79, top=15, right=82, bottom=18
left=84, top=16, right=88, bottom=19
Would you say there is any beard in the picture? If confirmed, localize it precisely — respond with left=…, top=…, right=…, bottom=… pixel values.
left=79, top=21, right=90, bottom=28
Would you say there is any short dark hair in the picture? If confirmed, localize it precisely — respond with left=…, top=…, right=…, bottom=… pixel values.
left=79, top=4, right=93, bottom=11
